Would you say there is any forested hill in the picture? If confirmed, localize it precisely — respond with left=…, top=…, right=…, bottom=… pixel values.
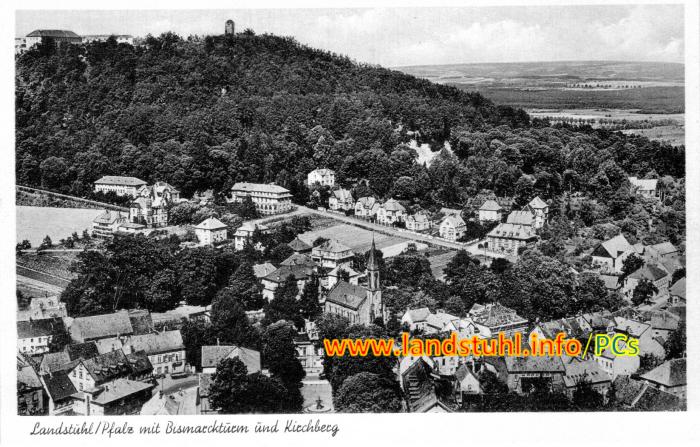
left=16, top=31, right=683, bottom=212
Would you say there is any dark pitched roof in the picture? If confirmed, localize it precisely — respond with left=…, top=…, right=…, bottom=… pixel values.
left=325, top=281, right=367, bottom=310
left=263, top=264, right=313, bottom=283
left=81, top=350, right=132, bottom=384
left=65, top=342, right=99, bottom=361
left=640, top=358, right=686, bottom=388
left=17, top=317, right=65, bottom=339
left=71, top=311, right=133, bottom=341
left=613, top=375, right=681, bottom=410
left=126, top=350, right=153, bottom=376
left=40, top=351, right=71, bottom=373
left=628, top=263, right=668, bottom=281
left=670, top=277, right=685, bottom=299
left=127, top=330, right=184, bottom=355
left=27, top=29, right=80, bottom=38
left=504, top=355, right=565, bottom=374
left=128, top=310, right=154, bottom=335
left=287, top=237, right=311, bottom=252
left=42, top=372, right=77, bottom=402
left=200, top=345, right=261, bottom=373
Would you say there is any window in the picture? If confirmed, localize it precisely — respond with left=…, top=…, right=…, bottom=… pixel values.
left=79, top=371, right=83, bottom=379
left=79, top=383, right=83, bottom=391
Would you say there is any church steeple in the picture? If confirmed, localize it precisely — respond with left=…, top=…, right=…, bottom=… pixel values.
left=366, top=234, right=380, bottom=291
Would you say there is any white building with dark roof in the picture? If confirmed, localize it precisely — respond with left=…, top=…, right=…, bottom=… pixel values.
left=126, top=330, right=186, bottom=375
left=230, top=182, right=292, bottom=215
left=307, top=168, right=336, bottom=187
left=485, top=223, right=537, bottom=257
left=524, top=196, right=549, bottom=228
left=439, top=214, right=466, bottom=242
left=591, top=234, right=636, bottom=274
left=194, top=217, right=228, bottom=245
left=377, top=199, right=407, bottom=225
left=201, top=345, right=261, bottom=374
left=329, top=188, right=354, bottom=211
left=354, top=197, right=380, bottom=219
left=478, top=200, right=503, bottom=222
left=70, top=311, right=134, bottom=343
left=92, top=209, right=127, bottom=238
left=94, top=176, right=147, bottom=197
left=25, top=29, right=82, bottom=48
left=311, top=239, right=354, bottom=270
left=406, top=212, right=432, bottom=232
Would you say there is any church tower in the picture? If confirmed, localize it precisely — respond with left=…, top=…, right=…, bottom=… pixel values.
left=225, top=19, right=235, bottom=36
left=365, top=235, right=385, bottom=323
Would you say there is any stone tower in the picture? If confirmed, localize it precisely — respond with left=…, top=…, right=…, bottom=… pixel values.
left=365, top=235, right=385, bottom=323
left=225, top=19, right=235, bottom=36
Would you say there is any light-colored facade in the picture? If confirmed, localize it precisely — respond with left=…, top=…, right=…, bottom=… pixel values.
left=25, top=29, right=82, bottom=48
left=478, top=200, right=502, bottom=222
left=17, top=296, right=67, bottom=321
left=92, top=210, right=127, bottom=238
left=439, top=215, right=466, bottom=242
left=406, top=212, right=432, bottom=232
left=82, top=34, right=135, bottom=45
left=628, top=177, right=659, bottom=199
left=311, top=239, right=354, bottom=270
left=328, top=188, right=354, bottom=211
left=485, top=223, right=537, bottom=257
left=230, top=182, right=292, bottom=215
left=307, top=168, right=336, bottom=187
left=233, top=222, right=269, bottom=251
left=591, top=234, right=636, bottom=274
left=354, top=197, right=380, bottom=219
left=194, top=217, right=228, bottom=245
left=126, top=331, right=186, bottom=376
left=94, top=176, right=147, bottom=198
left=376, top=199, right=406, bottom=225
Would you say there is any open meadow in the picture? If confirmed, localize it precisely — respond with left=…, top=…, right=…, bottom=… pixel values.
left=16, top=205, right=101, bottom=246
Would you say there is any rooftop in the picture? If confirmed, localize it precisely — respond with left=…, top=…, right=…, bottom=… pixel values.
left=194, top=217, right=228, bottom=230
left=591, top=234, right=633, bottom=259
left=479, top=199, right=502, bottom=211
left=71, top=311, right=133, bottom=341
left=127, top=330, right=184, bottom=355
left=487, top=222, right=536, bottom=240
left=639, top=358, right=686, bottom=388
left=231, top=182, right=291, bottom=194
left=506, top=210, right=534, bottom=226
left=27, top=29, right=80, bottom=38
left=201, top=345, right=261, bottom=374
left=325, top=281, right=367, bottom=310
left=94, top=175, right=147, bottom=186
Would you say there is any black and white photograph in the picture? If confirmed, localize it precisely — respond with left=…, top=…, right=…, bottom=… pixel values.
left=2, top=0, right=698, bottom=445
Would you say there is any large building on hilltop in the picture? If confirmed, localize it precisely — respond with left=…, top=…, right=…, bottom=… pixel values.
left=230, top=182, right=293, bottom=215
left=324, top=237, right=386, bottom=325
left=94, top=176, right=147, bottom=198
left=25, top=29, right=82, bottom=48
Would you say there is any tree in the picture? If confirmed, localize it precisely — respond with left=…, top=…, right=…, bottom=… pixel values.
left=334, top=372, right=404, bottom=413
left=385, top=252, right=433, bottom=287
left=208, top=357, right=287, bottom=414
left=490, top=257, right=512, bottom=274
left=268, top=243, right=294, bottom=265
left=47, top=325, right=72, bottom=353
left=181, top=319, right=214, bottom=371
left=664, top=319, right=686, bottom=359
left=572, top=379, right=605, bottom=410
left=631, top=279, right=658, bottom=306
left=263, top=275, right=303, bottom=328
left=38, top=235, right=53, bottom=251
left=16, top=240, right=31, bottom=254
left=210, top=295, right=258, bottom=348
left=574, top=273, right=624, bottom=313
left=621, top=253, right=644, bottom=278
left=263, top=321, right=306, bottom=412
left=299, top=275, right=321, bottom=320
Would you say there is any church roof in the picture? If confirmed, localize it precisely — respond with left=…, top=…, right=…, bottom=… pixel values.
left=326, top=281, right=367, bottom=311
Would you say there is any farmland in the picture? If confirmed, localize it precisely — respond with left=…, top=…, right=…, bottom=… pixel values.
left=16, top=206, right=101, bottom=246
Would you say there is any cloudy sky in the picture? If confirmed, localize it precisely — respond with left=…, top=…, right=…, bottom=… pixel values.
left=16, top=5, right=684, bottom=66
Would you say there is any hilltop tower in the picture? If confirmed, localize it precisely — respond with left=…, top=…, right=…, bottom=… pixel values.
left=225, top=19, right=235, bottom=36
left=365, top=235, right=385, bottom=323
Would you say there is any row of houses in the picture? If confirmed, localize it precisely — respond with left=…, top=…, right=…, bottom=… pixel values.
left=16, top=30, right=134, bottom=54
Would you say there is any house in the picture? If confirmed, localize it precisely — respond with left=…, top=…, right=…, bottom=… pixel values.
left=478, top=200, right=502, bottom=223
left=599, top=274, right=622, bottom=293
left=201, top=345, right=261, bottom=374
left=468, top=303, right=528, bottom=338
left=647, top=310, right=681, bottom=341
left=487, top=355, right=566, bottom=394
left=17, top=295, right=67, bottom=321
left=524, top=196, right=549, bottom=229
left=141, top=386, right=200, bottom=415
left=594, top=339, right=640, bottom=380
left=66, top=349, right=135, bottom=392
left=324, top=238, right=385, bottom=325
left=401, top=307, right=431, bottom=332
left=25, top=29, right=82, bottom=48
left=612, top=375, right=681, bottom=411
left=71, top=378, right=154, bottom=416
left=311, top=239, right=354, bottom=270
left=622, top=263, right=670, bottom=301
left=455, top=364, right=481, bottom=397
left=529, top=316, right=592, bottom=343
left=82, top=34, right=135, bottom=45
left=40, top=371, right=77, bottom=415
left=18, top=355, right=45, bottom=415
left=194, top=217, right=228, bottom=245
left=17, top=318, right=66, bottom=355
left=233, top=222, right=269, bottom=251
left=628, top=177, right=659, bottom=199
left=126, top=330, right=186, bottom=376
left=669, top=277, right=686, bottom=306
left=506, top=210, right=535, bottom=227
left=400, top=357, right=453, bottom=413
left=328, top=189, right=354, bottom=211
left=229, top=182, right=292, bottom=215
left=294, top=330, right=324, bottom=374
left=406, top=212, right=432, bottom=232
left=252, top=262, right=277, bottom=280
left=129, top=182, right=178, bottom=228
left=39, top=351, right=73, bottom=375
left=354, top=197, right=380, bottom=219
left=613, top=316, right=665, bottom=358
left=288, top=237, right=312, bottom=254
left=150, top=305, right=211, bottom=327
left=485, top=223, right=537, bottom=257
left=325, top=265, right=361, bottom=290
left=439, top=215, right=466, bottom=242
left=261, top=263, right=314, bottom=301
left=560, top=355, right=611, bottom=400
left=70, top=310, right=134, bottom=343
left=643, top=241, right=679, bottom=262
left=639, top=358, right=686, bottom=400
left=590, top=234, right=635, bottom=274
left=92, top=210, right=127, bottom=238
left=94, top=176, right=147, bottom=198
left=307, top=168, right=336, bottom=187
left=376, top=199, right=406, bottom=225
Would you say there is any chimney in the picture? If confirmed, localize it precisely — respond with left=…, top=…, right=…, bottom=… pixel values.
left=216, top=338, right=220, bottom=346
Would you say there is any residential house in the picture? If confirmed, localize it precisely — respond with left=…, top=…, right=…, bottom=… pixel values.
left=92, top=210, right=128, bottom=238
left=401, top=307, right=432, bottom=333
left=506, top=210, right=535, bottom=227
left=126, top=330, right=186, bottom=376
left=622, top=263, right=670, bottom=301
left=70, top=310, right=134, bottom=343
left=478, top=200, right=502, bottom=223
left=524, top=196, right=549, bottom=229
left=454, top=364, right=481, bottom=397
left=643, top=241, right=679, bottom=262
left=201, top=345, right=261, bottom=374
left=129, top=182, right=177, bottom=228
left=612, top=375, right=681, bottom=411
left=150, top=305, right=211, bottom=328
left=400, top=357, right=453, bottom=413
left=311, top=239, right=354, bottom=270
left=17, top=295, right=67, bottom=321
left=141, top=386, right=200, bottom=415
left=613, top=316, right=666, bottom=358
left=400, top=308, right=461, bottom=336
left=261, top=262, right=314, bottom=301
left=71, top=378, right=154, bottom=416
left=41, top=371, right=77, bottom=415
left=328, top=188, right=354, bottom=211
left=66, top=349, right=135, bottom=392
left=17, top=318, right=66, bottom=355
left=406, top=212, right=432, bottom=232
left=647, top=311, right=681, bottom=341
left=233, top=222, right=269, bottom=251
left=94, top=176, right=146, bottom=198
left=560, top=355, right=611, bottom=401
left=325, top=265, right=361, bottom=290
left=639, top=358, right=686, bottom=400
left=294, top=324, right=324, bottom=374
left=229, top=182, right=292, bottom=215
left=486, top=355, right=566, bottom=394
left=288, top=236, right=312, bottom=254
left=628, top=177, right=659, bottom=199
left=468, top=303, right=529, bottom=338
left=354, top=197, right=380, bottom=219
left=307, top=168, right=336, bottom=187
left=485, top=223, right=537, bottom=257
left=17, top=355, right=45, bottom=415
left=439, top=215, right=466, bottom=242
left=591, top=234, right=635, bottom=274
left=82, top=34, right=135, bottom=45
left=252, top=262, right=277, bottom=280
left=194, top=217, right=228, bottom=245
left=376, top=199, right=407, bottom=225
left=25, top=29, right=82, bottom=48
left=669, top=277, right=686, bottom=306
left=529, top=316, right=592, bottom=344
left=595, top=339, right=640, bottom=380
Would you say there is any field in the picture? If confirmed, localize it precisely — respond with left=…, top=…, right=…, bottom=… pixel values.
left=297, top=223, right=415, bottom=257
left=16, top=206, right=101, bottom=246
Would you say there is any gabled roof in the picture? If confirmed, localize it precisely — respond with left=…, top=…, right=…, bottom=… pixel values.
left=404, top=307, right=431, bottom=323
left=94, top=176, right=147, bottom=186
left=252, top=262, right=277, bottom=279
left=441, top=214, right=466, bottom=228
left=200, top=345, right=261, bottom=374
left=71, top=311, right=133, bottom=341
left=528, top=196, right=548, bottom=209
left=93, top=210, right=126, bottom=224
left=127, top=330, right=184, bottom=355
left=231, top=182, right=290, bottom=194
left=194, top=217, right=228, bottom=230
left=313, top=239, right=352, bottom=253
left=407, top=213, right=430, bottom=223
left=287, top=237, right=312, bottom=252
left=381, top=199, right=406, bottom=212
left=263, top=263, right=314, bottom=284
left=487, top=223, right=536, bottom=240
left=640, top=358, right=686, bottom=388
left=356, top=197, right=377, bottom=208
left=455, top=364, right=478, bottom=383
left=469, top=302, right=528, bottom=328
left=41, top=372, right=77, bottom=402
left=670, top=277, right=685, bottom=299
left=81, top=349, right=132, bottom=383
left=649, top=311, right=680, bottom=331
left=40, top=351, right=71, bottom=373
left=309, top=168, right=335, bottom=176
left=128, top=309, right=154, bottom=335
left=506, top=210, right=534, bottom=226
left=85, top=378, right=154, bottom=405
left=628, top=263, right=668, bottom=281
left=614, top=317, right=650, bottom=338
left=325, top=281, right=367, bottom=310
left=126, top=350, right=153, bottom=376
left=561, top=355, right=610, bottom=387
left=648, top=242, right=678, bottom=256
left=628, top=177, right=658, bottom=191
left=613, top=375, right=680, bottom=410
left=599, top=274, right=622, bottom=290
left=18, top=357, right=43, bottom=389
left=27, top=29, right=80, bottom=38
left=17, top=317, right=65, bottom=339
left=591, top=234, right=633, bottom=259
left=332, top=189, right=353, bottom=201
left=504, top=355, right=565, bottom=374
left=479, top=200, right=502, bottom=211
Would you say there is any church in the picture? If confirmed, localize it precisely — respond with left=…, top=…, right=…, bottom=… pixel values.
left=323, top=237, right=386, bottom=325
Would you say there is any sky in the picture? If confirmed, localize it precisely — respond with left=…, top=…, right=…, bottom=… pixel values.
left=15, top=5, right=684, bottom=66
